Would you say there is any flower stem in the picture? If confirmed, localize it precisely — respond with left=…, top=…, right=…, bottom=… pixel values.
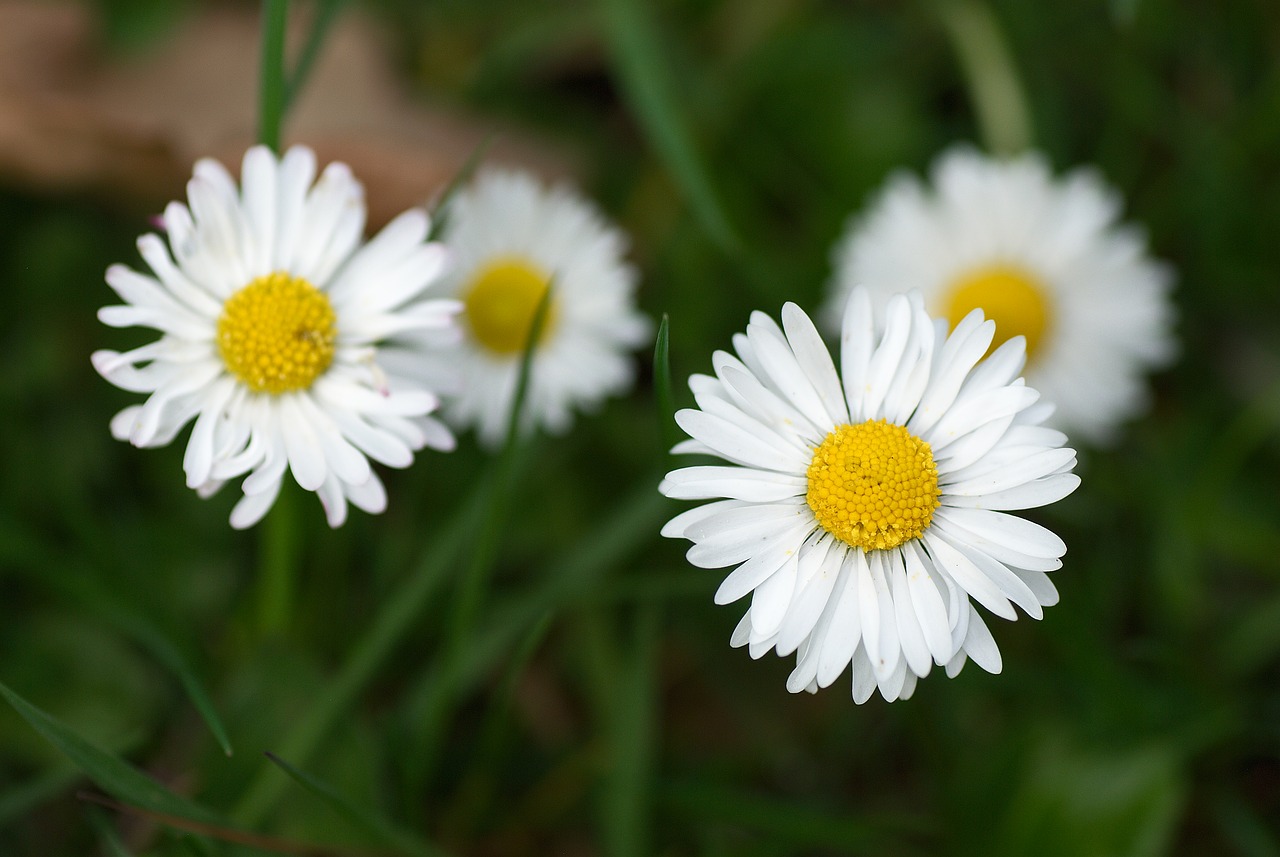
left=256, top=483, right=299, bottom=637
left=257, top=0, right=289, bottom=151
left=936, top=0, right=1033, bottom=155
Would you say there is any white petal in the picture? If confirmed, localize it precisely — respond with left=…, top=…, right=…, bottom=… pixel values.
left=660, top=466, right=806, bottom=502
left=962, top=606, right=1003, bottom=674
left=816, top=552, right=864, bottom=687
left=748, top=551, right=799, bottom=638
left=922, top=530, right=1016, bottom=620
left=674, top=409, right=808, bottom=473
left=711, top=519, right=812, bottom=602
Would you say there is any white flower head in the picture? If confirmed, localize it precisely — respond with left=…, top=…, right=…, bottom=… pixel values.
left=660, top=290, right=1079, bottom=703
left=93, top=145, right=462, bottom=529
left=418, top=167, right=651, bottom=447
left=825, top=145, right=1176, bottom=443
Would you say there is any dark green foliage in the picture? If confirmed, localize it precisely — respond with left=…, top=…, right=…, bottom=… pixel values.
left=2, top=0, right=1279, bottom=855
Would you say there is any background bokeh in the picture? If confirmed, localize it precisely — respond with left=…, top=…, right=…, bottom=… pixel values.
left=2, top=0, right=1279, bottom=855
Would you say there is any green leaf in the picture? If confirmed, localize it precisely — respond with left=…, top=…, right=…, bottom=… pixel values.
left=264, top=752, right=447, bottom=857
left=0, top=681, right=225, bottom=828
left=599, top=0, right=739, bottom=250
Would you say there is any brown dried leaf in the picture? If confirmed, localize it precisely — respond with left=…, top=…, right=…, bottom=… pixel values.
left=0, top=1, right=575, bottom=225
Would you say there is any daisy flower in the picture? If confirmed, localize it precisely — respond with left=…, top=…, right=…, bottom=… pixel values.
left=417, top=168, right=651, bottom=446
left=93, top=145, right=461, bottom=529
left=825, top=146, right=1175, bottom=443
left=660, top=290, right=1079, bottom=702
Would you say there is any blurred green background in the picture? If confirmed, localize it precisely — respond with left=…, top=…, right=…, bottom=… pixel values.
left=2, top=0, right=1279, bottom=854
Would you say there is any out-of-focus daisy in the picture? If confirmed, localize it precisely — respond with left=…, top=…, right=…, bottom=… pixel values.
left=417, top=168, right=650, bottom=446
left=660, top=290, right=1079, bottom=702
left=93, top=145, right=460, bottom=529
left=825, top=146, right=1175, bottom=443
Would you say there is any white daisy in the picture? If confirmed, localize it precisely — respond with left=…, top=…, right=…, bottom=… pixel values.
left=417, top=168, right=651, bottom=446
left=92, top=145, right=461, bottom=529
left=660, top=289, right=1079, bottom=702
left=825, top=145, right=1175, bottom=443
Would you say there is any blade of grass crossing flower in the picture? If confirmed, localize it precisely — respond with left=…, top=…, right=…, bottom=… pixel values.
left=426, top=133, right=497, bottom=240
left=257, top=0, right=288, bottom=151
left=283, top=0, right=344, bottom=110
left=231, top=484, right=488, bottom=827
left=264, top=753, right=447, bottom=857
left=0, top=682, right=226, bottom=828
left=653, top=313, right=678, bottom=451
left=602, top=607, right=659, bottom=857
left=599, top=0, right=739, bottom=251
left=445, top=284, right=552, bottom=652
left=404, top=286, right=552, bottom=802
left=934, top=0, right=1033, bottom=155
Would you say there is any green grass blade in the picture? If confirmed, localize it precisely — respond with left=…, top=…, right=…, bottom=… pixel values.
left=445, top=283, right=552, bottom=652
left=405, top=483, right=669, bottom=790
left=283, top=0, right=344, bottom=111
left=653, top=313, right=678, bottom=452
left=426, top=133, right=497, bottom=240
left=5, top=555, right=235, bottom=759
left=104, top=607, right=234, bottom=759
left=264, top=753, right=447, bottom=857
left=88, top=807, right=135, bottom=857
left=599, top=0, right=739, bottom=251
left=0, top=681, right=225, bottom=828
left=602, top=607, right=659, bottom=857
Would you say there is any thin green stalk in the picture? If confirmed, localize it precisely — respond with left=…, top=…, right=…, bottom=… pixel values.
left=427, top=134, right=497, bottom=241
left=935, top=0, right=1033, bottom=155
left=653, top=313, right=678, bottom=451
left=283, top=0, right=344, bottom=110
left=599, top=0, right=739, bottom=250
left=258, top=0, right=289, bottom=151
left=256, top=483, right=299, bottom=637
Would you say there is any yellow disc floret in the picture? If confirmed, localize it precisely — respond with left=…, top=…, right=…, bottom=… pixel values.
left=941, top=264, right=1052, bottom=360
left=216, top=271, right=337, bottom=394
left=805, top=419, right=941, bottom=551
left=462, top=257, right=557, bottom=356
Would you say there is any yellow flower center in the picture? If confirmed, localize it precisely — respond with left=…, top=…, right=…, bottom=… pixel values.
left=805, top=419, right=941, bottom=552
left=462, top=258, right=557, bottom=355
left=216, top=271, right=337, bottom=394
left=941, top=264, right=1052, bottom=360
